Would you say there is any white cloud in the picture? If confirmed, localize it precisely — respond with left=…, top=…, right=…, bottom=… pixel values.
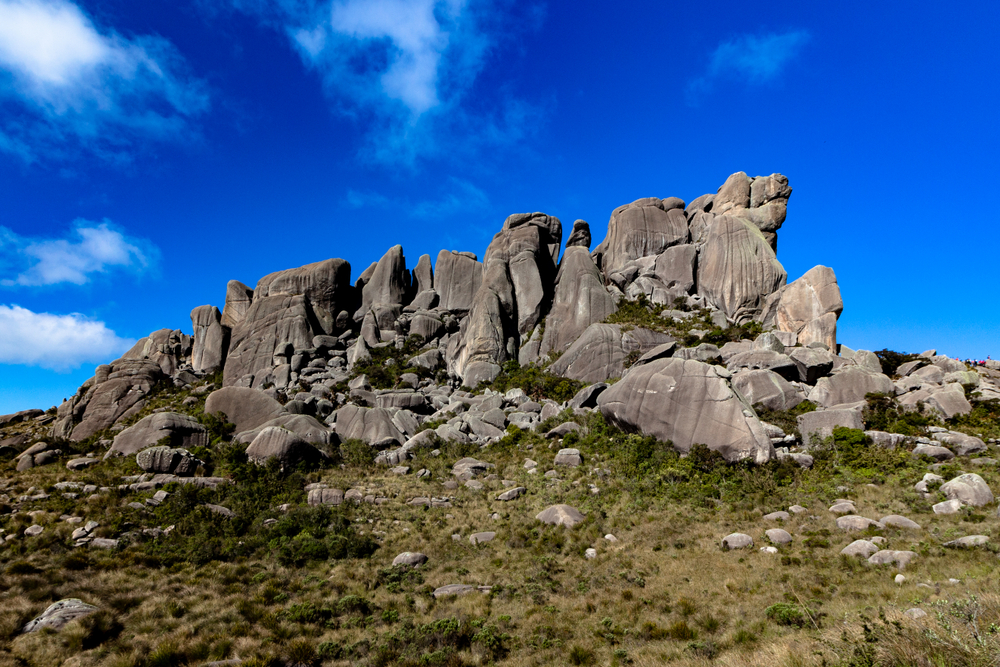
left=0, top=304, right=134, bottom=371
left=687, top=30, right=810, bottom=105
left=0, top=220, right=157, bottom=286
left=0, top=0, right=209, bottom=162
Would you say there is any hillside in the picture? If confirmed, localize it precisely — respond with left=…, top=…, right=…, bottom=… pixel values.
left=0, top=172, right=997, bottom=667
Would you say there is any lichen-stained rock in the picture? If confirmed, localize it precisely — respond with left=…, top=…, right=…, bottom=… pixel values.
left=808, top=367, right=894, bottom=408
left=191, top=305, right=228, bottom=373
left=223, top=294, right=315, bottom=387
left=333, top=404, right=404, bottom=448
left=565, top=219, right=592, bottom=248
left=598, top=357, right=774, bottom=463
left=538, top=246, right=617, bottom=357
left=360, top=245, right=411, bottom=314
left=221, top=280, right=253, bottom=328
left=254, top=258, right=353, bottom=335
left=204, top=386, right=285, bottom=434
left=761, top=266, right=843, bottom=351
left=548, top=323, right=674, bottom=383
left=107, top=412, right=208, bottom=458
left=593, top=197, right=688, bottom=277
left=696, top=215, right=786, bottom=323
left=731, top=369, right=805, bottom=411
left=434, top=251, right=483, bottom=314
left=61, top=360, right=166, bottom=441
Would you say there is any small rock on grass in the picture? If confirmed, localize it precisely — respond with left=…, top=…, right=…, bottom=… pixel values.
left=904, top=608, right=927, bottom=620
left=392, top=552, right=428, bottom=568
left=943, top=535, right=989, bottom=548
left=721, top=533, right=753, bottom=550
left=765, top=528, right=792, bottom=545
left=763, top=511, right=790, bottom=521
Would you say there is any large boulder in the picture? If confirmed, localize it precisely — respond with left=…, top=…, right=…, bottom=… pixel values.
left=598, top=357, right=774, bottom=463
left=593, top=197, right=688, bottom=277
left=565, top=219, right=591, bottom=248
left=57, top=360, right=166, bottom=441
left=235, top=413, right=334, bottom=448
left=253, top=258, right=354, bottom=335
left=245, top=427, right=322, bottom=466
left=23, top=599, right=98, bottom=633
left=333, top=404, right=404, bottom=448
left=538, top=246, right=617, bottom=357
left=549, top=323, right=674, bottom=383
left=940, top=474, right=994, bottom=507
left=107, top=412, right=208, bottom=458
left=434, top=251, right=483, bottom=313
left=710, top=171, right=792, bottom=250
left=190, top=305, right=228, bottom=373
left=136, top=446, right=202, bottom=476
left=761, top=266, right=843, bottom=351
left=221, top=280, right=254, bottom=328
left=796, top=409, right=863, bottom=447
left=731, top=369, right=805, bottom=411
left=222, top=294, right=316, bottom=387
left=204, top=387, right=285, bottom=433
left=696, top=215, right=786, bottom=323
left=808, top=367, right=894, bottom=408
left=536, top=504, right=585, bottom=528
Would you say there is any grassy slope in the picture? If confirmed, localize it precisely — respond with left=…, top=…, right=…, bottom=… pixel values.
left=0, top=376, right=998, bottom=666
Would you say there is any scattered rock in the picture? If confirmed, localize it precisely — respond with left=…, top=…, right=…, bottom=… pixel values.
left=721, top=533, right=753, bottom=550
left=392, top=552, right=428, bottom=568
left=536, top=504, right=585, bottom=528
left=765, top=528, right=792, bottom=545
left=22, top=599, right=99, bottom=633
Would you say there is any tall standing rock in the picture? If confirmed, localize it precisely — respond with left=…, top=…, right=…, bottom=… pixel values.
left=435, top=251, right=483, bottom=314
left=412, top=254, right=433, bottom=294
left=696, top=215, right=786, bottom=323
left=593, top=197, right=688, bottom=277
left=598, top=357, right=774, bottom=463
left=360, top=245, right=411, bottom=315
left=254, top=258, right=354, bottom=335
left=191, top=305, right=228, bottom=373
left=566, top=219, right=592, bottom=249
left=709, top=171, right=792, bottom=251
left=221, top=280, right=253, bottom=328
left=761, top=265, right=843, bottom=350
left=539, top=246, right=617, bottom=357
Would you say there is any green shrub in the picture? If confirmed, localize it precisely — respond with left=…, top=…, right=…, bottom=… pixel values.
left=340, top=438, right=375, bottom=467
left=874, top=349, right=921, bottom=377
left=487, top=360, right=583, bottom=402
left=765, top=603, right=807, bottom=628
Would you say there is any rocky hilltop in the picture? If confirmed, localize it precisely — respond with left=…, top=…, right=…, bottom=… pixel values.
left=2, top=172, right=999, bottom=667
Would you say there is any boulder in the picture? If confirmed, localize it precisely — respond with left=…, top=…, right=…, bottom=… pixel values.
left=696, top=215, right=786, bottom=323
left=334, top=405, right=404, bottom=448
left=787, top=347, right=836, bottom=384
left=932, top=432, right=986, bottom=456
left=496, top=487, right=525, bottom=501
left=235, top=414, right=334, bottom=447
left=761, top=266, right=843, bottom=351
left=536, top=504, right=585, bottom=528
left=253, top=258, right=353, bottom=336
left=926, top=384, right=972, bottom=418
left=23, top=599, right=98, bottom=633
left=726, top=351, right=799, bottom=381
left=594, top=197, right=688, bottom=276
left=940, top=473, right=994, bottom=507
left=808, top=367, right=894, bottom=408
left=841, top=540, right=879, bottom=558
left=549, top=323, right=674, bottom=383
left=392, top=552, right=428, bottom=568
left=731, top=369, right=804, bottom=411
left=107, top=413, right=208, bottom=458
left=136, top=446, right=202, bottom=476
left=943, top=535, right=989, bottom=548
left=721, top=533, right=753, bottom=550
left=412, top=254, right=433, bottom=294
left=796, top=409, right=863, bottom=447
left=223, top=295, right=315, bottom=387
left=836, top=515, right=883, bottom=531
left=538, top=246, right=617, bottom=357
left=932, top=499, right=963, bottom=514
left=765, top=528, right=792, bottom=545
left=879, top=515, right=921, bottom=530
left=307, top=488, right=344, bottom=506
left=598, top=357, right=773, bottom=463
left=651, top=244, right=698, bottom=296
left=867, top=550, right=917, bottom=570
left=204, top=387, right=284, bottom=434
left=553, top=448, right=583, bottom=466
left=565, top=219, right=592, bottom=248
left=221, top=280, right=254, bottom=328
left=912, top=444, right=954, bottom=461
left=60, top=360, right=165, bottom=441
left=191, top=305, right=228, bottom=373
left=245, top=427, right=322, bottom=466
left=360, top=245, right=411, bottom=314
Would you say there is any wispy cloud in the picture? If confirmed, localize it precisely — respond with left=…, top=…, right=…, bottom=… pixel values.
left=0, top=0, right=209, bottom=163
left=687, top=29, right=810, bottom=105
left=218, top=0, right=542, bottom=164
left=345, top=176, right=490, bottom=219
left=0, top=304, right=134, bottom=370
left=0, top=220, right=158, bottom=286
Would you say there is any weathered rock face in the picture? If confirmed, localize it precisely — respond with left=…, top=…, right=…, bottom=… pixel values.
left=223, top=295, right=315, bottom=387
left=412, top=254, right=433, bottom=294
left=136, top=446, right=202, bottom=475
left=711, top=171, right=792, bottom=250
left=731, top=369, right=805, bottom=411
left=538, top=246, right=618, bottom=357
left=221, top=280, right=253, bottom=328
left=204, top=386, right=285, bottom=434
left=246, top=426, right=321, bottom=466
left=808, top=367, right=894, bottom=408
left=598, top=357, right=774, bottom=463
left=23, top=599, right=98, bottom=633
left=120, top=328, right=191, bottom=376
left=761, top=266, right=843, bottom=350
left=549, top=323, right=674, bottom=383
left=448, top=213, right=563, bottom=384
left=566, top=219, right=592, bottom=248
left=254, top=258, right=353, bottom=335
left=697, top=215, right=786, bottom=323
left=191, top=305, right=228, bottom=373
left=55, top=360, right=167, bottom=441
left=360, top=245, right=411, bottom=315
left=334, top=404, right=404, bottom=448
left=107, top=412, right=208, bottom=458
left=594, top=197, right=688, bottom=277
left=434, top=251, right=483, bottom=314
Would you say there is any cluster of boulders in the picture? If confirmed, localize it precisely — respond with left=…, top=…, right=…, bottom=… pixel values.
left=15, top=169, right=996, bottom=471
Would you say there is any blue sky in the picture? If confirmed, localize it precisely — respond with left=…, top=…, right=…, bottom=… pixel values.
left=0, top=0, right=997, bottom=413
